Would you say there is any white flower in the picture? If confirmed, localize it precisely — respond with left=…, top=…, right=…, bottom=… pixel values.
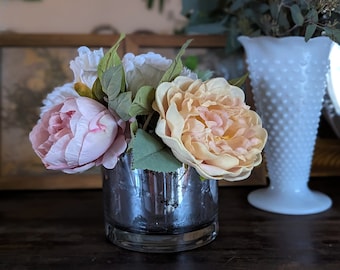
left=181, top=67, right=198, bottom=80
left=69, top=46, right=104, bottom=88
left=122, top=52, right=172, bottom=96
left=40, top=83, right=80, bottom=116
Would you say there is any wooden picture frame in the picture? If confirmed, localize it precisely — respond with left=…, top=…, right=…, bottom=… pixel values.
left=0, top=33, right=267, bottom=190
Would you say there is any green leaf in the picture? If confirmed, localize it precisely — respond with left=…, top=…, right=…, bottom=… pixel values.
left=92, top=78, right=106, bottom=103
left=97, top=33, right=125, bottom=82
left=290, top=4, right=304, bottom=27
left=129, top=85, right=155, bottom=117
left=184, top=55, right=199, bottom=71
left=127, top=121, right=138, bottom=152
left=181, top=0, right=219, bottom=17
left=230, top=0, right=250, bottom=12
left=130, top=120, right=138, bottom=136
left=323, top=27, right=340, bottom=44
left=306, top=9, right=318, bottom=24
left=160, top=39, right=193, bottom=83
left=277, top=8, right=290, bottom=30
left=132, top=129, right=182, bottom=172
left=102, top=65, right=125, bottom=99
left=108, top=91, right=132, bottom=121
left=305, top=24, right=317, bottom=41
left=228, top=72, right=249, bottom=88
left=74, top=82, right=93, bottom=98
left=269, top=1, right=279, bottom=19
left=225, top=24, right=242, bottom=54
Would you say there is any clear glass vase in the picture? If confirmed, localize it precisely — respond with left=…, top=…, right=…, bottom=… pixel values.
left=102, top=154, right=219, bottom=253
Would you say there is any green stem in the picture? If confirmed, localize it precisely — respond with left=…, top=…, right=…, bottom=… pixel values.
left=143, top=112, right=154, bottom=130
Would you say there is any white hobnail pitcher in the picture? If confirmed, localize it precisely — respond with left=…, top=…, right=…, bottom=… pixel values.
left=238, top=36, right=332, bottom=215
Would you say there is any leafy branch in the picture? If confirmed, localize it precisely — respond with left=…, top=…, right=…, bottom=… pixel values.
left=180, top=0, right=340, bottom=53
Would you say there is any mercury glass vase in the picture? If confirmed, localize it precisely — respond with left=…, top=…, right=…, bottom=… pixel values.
left=102, top=154, right=219, bottom=253
left=238, top=36, right=332, bottom=215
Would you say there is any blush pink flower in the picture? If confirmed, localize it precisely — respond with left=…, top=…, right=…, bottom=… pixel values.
left=153, top=76, right=267, bottom=181
left=40, top=83, right=80, bottom=117
left=29, top=96, right=127, bottom=173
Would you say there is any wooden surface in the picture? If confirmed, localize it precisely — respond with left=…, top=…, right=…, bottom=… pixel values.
left=1, top=176, right=340, bottom=269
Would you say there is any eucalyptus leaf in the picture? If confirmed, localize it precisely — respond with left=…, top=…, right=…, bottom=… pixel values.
left=305, top=24, right=317, bottom=42
left=181, top=0, right=219, bottom=17
left=230, top=0, right=252, bottom=12
left=290, top=4, right=304, bottom=26
left=181, top=0, right=340, bottom=50
left=132, top=129, right=182, bottom=172
left=323, top=27, right=340, bottom=44
left=306, top=9, right=318, bottom=24
left=225, top=24, right=242, bottom=54
left=129, top=85, right=155, bottom=117
left=277, top=8, right=290, bottom=31
left=269, top=1, right=278, bottom=19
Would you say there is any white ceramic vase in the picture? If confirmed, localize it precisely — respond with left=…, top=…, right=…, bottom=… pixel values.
left=238, top=36, right=332, bottom=215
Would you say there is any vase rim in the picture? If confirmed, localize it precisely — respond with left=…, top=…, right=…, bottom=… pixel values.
left=238, top=35, right=330, bottom=42
left=239, top=35, right=329, bottom=40
left=238, top=35, right=332, bottom=53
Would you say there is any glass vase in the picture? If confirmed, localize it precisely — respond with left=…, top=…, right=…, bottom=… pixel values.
left=238, top=35, right=332, bottom=215
left=102, top=154, right=219, bottom=253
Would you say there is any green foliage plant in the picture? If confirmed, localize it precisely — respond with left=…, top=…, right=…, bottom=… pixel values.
left=148, top=0, right=340, bottom=53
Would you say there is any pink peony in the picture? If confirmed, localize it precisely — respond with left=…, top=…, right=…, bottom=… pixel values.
left=29, top=96, right=127, bottom=173
left=39, top=83, right=80, bottom=117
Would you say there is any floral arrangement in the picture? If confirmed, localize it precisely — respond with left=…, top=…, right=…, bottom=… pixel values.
left=29, top=35, right=267, bottom=181
left=178, top=0, right=340, bottom=53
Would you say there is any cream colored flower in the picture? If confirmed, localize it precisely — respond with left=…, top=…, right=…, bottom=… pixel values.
left=122, top=52, right=172, bottom=96
left=154, top=76, right=267, bottom=181
left=122, top=52, right=198, bottom=96
left=70, top=46, right=104, bottom=88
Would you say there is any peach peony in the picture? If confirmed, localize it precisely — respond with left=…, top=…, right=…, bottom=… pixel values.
left=153, top=76, right=267, bottom=181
